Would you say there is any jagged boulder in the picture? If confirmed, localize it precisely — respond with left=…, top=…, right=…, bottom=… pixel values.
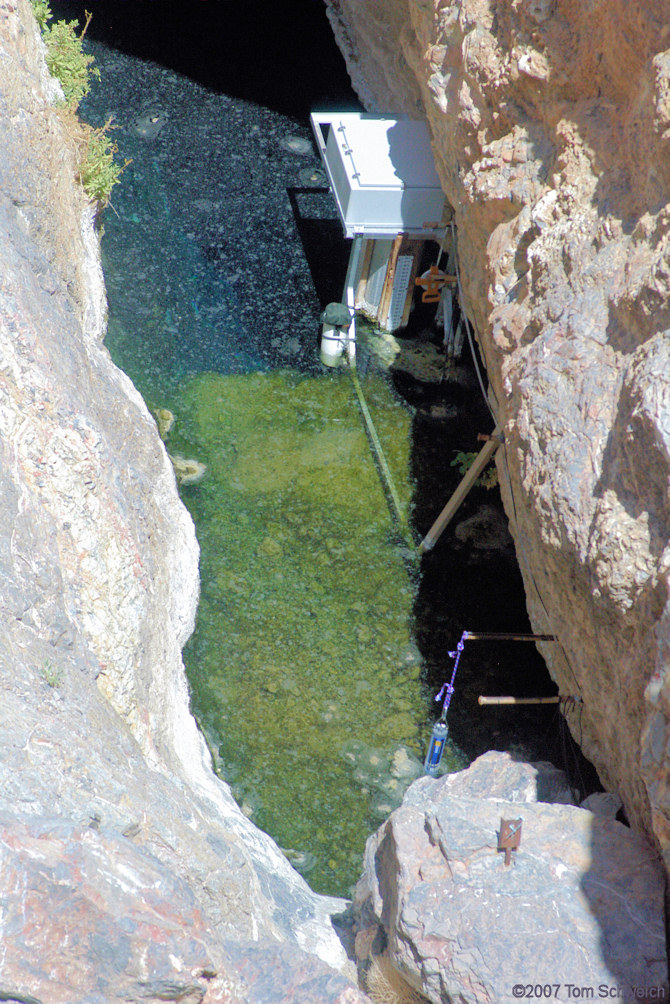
left=353, top=753, right=667, bottom=1004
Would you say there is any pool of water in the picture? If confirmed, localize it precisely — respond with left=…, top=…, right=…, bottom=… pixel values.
left=168, top=368, right=458, bottom=892
left=65, top=30, right=475, bottom=895
left=64, top=11, right=592, bottom=897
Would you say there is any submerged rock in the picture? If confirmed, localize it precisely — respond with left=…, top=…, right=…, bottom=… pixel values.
left=390, top=341, right=446, bottom=384
left=281, top=134, right=313, bottom=155
left=299, top=165, right=328, bottom=186
left=353, top=752, right=667, bottom=1004
left=361, top=329, right=447, bottom=384
left=154, top=406, right=175, bottom=440
left=134, top=106, right=168, bottom=139
left=453, top=504, right=515, bottom=554
left=169, top=452, right=208, bottom=485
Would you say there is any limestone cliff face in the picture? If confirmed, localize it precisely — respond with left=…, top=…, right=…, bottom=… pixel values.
left=326, top=0, right=670, bottom=869
left=0, top=3, right=366, bottom=1000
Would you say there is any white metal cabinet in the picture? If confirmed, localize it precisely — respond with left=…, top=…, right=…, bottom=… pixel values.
left=310, top=112, right=446, bottom=239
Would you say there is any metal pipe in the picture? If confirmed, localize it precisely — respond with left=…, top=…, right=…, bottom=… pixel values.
left=463, top=632, right=555, bottom=642
left=350, top=369, right=414, bottom=551
left=342, top=235, right=363, bottom=366
left=478, top=695, right=561, bottom=706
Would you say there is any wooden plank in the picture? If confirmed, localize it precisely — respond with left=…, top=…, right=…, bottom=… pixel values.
left=359, top=239, right=393, bottom=318
left=418, top=427, right=502, bottom=553
left=377, top=235, right=403, bottom=329
left=355, top=238, right=374, bottom=309
left=400, top=239, right=423, bottom=328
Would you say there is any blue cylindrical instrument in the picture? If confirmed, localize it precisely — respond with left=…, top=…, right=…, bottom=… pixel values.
left=424, top=719, right=448, bottom=776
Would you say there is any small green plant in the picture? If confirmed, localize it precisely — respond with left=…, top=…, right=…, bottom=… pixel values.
left=40, top=9, right=99, bottom=110
left=450, top=450, right=499, bottom=489
left=41, top=658, right=64, bottom=688
left=31, top=0, right=51, bottom=31
left=31, top=3, right=128, bottom=209
left=78, top=119, right=130, bottom=208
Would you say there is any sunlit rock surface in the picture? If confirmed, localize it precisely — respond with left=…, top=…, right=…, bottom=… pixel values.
left=325, top=0, right=670, bottom=874
left=0, top=3, right=368, bottom=1000
left=353, top=753, right=667, bottom=1004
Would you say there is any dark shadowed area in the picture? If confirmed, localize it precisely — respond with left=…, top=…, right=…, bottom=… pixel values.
left=52, top=0, right=360, bottom=119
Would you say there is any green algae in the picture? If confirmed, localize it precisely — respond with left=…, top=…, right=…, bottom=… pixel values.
left=163, top=367, right=464, bottom=895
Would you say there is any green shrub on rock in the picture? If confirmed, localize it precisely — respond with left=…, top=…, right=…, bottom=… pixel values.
left=451, top=449, right=499, bottom=489
left=31, top=0, right=51, bottom=31
left=39, top=8, right=99, bottom=110
left=31, top=3, right=127, bottom=209
left=77, top=119, right=128, bottom=208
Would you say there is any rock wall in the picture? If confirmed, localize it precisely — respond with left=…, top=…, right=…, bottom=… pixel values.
left=325, top=0, right=670, bottom=872
left=0, top=3, right=367, bottom=1000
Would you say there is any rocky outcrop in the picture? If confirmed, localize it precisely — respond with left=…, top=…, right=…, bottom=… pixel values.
left=353, top=753, right=667, bottom=1004
left=0, top=3, right=367, bottom=1000
left=325, top=0, right=670, bottom=874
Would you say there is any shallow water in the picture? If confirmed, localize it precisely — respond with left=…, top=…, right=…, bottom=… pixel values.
left=64, top=13, right=588, bottom=896
left=167, top=368, right=464, bottom=892
left=67, top=33, right=474, bottom=895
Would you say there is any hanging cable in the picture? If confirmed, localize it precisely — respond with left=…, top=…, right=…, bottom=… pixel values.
left=498, top=441, right=582, bottom=697
left=421, top=225, right=585, bottom=781
left=450, top=220, right=498, bottom=426
left=450, top=221, right=582, bottom=699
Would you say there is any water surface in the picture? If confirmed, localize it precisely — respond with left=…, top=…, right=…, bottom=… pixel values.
left=71, top=35, right=465, bottom=895
left=66, top=10, right=584, bottom=895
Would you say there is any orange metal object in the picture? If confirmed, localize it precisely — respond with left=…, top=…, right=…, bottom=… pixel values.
left=415, top=265, right=455, bottom=303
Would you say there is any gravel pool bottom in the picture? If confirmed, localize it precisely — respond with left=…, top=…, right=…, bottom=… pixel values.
left=161, top=367, right=464, bottom=896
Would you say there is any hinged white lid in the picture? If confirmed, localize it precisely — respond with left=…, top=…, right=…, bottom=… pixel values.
left=310, top=111, right=446, bottom=238
left=332, top=116, right=442, bottom=190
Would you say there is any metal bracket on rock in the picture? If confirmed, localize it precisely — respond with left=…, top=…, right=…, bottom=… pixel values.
left=498, top=817, right=522, bottom=866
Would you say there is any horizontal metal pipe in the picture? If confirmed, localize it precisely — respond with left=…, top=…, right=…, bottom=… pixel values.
left=478, top=695, right=561, bottom=705
left=463, top=632, right=555, bottom=642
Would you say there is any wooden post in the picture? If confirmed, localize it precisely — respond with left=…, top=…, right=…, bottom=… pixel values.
left=418, top=427, right=502, bottom=553
left=377, top=235, right=404, bottom=329
left=355, top=238, right=374, bottom=307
